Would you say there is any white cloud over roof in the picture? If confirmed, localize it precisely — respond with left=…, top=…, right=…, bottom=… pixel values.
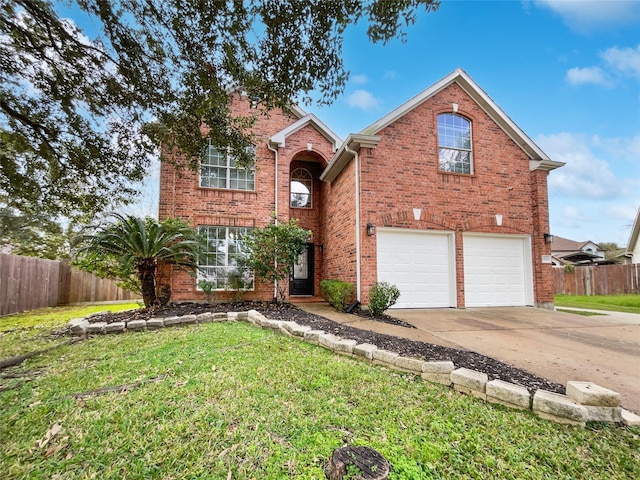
left=346, top=89, right=381, bottom=112
left=351, top=74, right=369, bottom=84
left=534, top=0, right=640, bottom=31
left=539, top=132, right=620, bottom=199
left=565, top=66, right=611, bottom=86
left=601, top=44, right=640, bottom=79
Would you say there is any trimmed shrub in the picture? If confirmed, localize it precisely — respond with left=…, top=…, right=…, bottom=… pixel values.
left=197, top=279, right=218, bottom=304
left=368, top=281, right=400, bottom=316
left=320, top=279, right=355, bottom=312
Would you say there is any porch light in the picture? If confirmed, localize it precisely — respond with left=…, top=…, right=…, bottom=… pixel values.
left=366, top=223, right=376, bottom=236
left=544, top=233, right=554, bottom=244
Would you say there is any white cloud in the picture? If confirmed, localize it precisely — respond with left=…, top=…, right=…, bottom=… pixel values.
left=565, top=66, right=612, bottom=86
left=346, top=89, right=381, bottom=112
left=538, top=132, right=620, bottom=199
left=534, top=0, right=640, bottom=32
left=592, top=133, right=640, bottom=161
left=384, top=70, right=397, bottom=80
left=352, top=74, right=369, bottom=84
left=603, top=203, right=639, bottom=222
left=601, top=44, right=640, bottom=79
left=559, top=205, right=585, bottom=229
left=566, top=44, right=640, bottom=89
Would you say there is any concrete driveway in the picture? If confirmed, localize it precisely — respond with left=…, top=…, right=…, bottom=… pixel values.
left=389, top=307, right=640, bottom=414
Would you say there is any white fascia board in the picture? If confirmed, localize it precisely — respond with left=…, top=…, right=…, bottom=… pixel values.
left=269, top=114, right=343, bottom=151
left=288, top=104, right=307, bottom=119
left=360, top=70, right=459, bottom=135
left=625, top=207, right=640, bottom=255
left=320, top=133, right=381, bottom=183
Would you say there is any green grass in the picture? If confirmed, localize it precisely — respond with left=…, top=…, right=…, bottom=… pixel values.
left=554, top=294, right=640, bottom=314
left=1, top=315, right=638, bottom=479
left=0, top=303, right=141, bottom=359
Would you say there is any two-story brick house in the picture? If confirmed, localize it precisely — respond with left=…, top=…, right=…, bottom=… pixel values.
left=159, top=69, right=564, bottom=309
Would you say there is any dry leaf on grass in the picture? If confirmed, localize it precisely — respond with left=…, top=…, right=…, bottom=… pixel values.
left=44, top=437, right=69, bottom=458
left=35, top=424, right=62, bottom=449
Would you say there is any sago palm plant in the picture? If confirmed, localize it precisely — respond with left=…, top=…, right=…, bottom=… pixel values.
left=74, top=215, right=200, bottom=307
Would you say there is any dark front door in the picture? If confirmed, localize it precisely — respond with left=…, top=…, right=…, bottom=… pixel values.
left=290, top=243, right=314, bottom=296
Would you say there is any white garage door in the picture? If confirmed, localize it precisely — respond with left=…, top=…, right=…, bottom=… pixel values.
left=463, top=234, right=533, bottom=307
left=376, top=229, right=455, bottom=308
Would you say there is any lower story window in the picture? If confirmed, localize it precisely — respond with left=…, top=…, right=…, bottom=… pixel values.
left=198, top=226, right=254, bottom=290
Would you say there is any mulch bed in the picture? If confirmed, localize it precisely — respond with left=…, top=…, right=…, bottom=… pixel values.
left=90, top=301, right=565, bottom=395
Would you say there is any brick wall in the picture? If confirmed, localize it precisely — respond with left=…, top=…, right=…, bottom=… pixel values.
left=159, top=83, right=555, bottom=307
left=159, top=92, right=335, bottom=301
left=321, top=159, right=358, bottom=286
left=353, top=83, right=552, bottom=306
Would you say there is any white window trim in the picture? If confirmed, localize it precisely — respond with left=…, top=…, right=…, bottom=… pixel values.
left=200, top=144, right=256, bottom=191
left=290, top=168, right=313, bottom=209
left=197, top=226, right=255, bottom=291
left=437, top=113, right=473, bottom=175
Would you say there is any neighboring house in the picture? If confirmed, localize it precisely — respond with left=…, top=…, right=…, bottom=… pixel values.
left=625, top=206, right=640, bottom=264
left=550, top=236, right=607, bottom=267
left=159, top=68, right=564, bottom=309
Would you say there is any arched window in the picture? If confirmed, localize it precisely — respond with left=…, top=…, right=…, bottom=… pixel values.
left=437, top=113, right=473, bottom=174
left=290, top=168, right=312, bottom=208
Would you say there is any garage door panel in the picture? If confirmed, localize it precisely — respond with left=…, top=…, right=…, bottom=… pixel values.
left=377, top=230, right=454, bottom=309
left=463, top=235, right=533, bottom=307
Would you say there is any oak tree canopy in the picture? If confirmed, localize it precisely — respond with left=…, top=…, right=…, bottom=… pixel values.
left=1, top=0, right=439, bottom=220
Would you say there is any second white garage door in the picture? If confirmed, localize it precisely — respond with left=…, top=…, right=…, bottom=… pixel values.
left=463, top=234, right=533, bottom=307
left=376, top=229, right=456, bottom=308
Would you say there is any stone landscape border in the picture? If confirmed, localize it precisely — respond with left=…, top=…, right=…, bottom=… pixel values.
left=68, top=309, right=640, bottom=427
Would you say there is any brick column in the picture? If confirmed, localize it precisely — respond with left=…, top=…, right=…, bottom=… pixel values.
left=530, top=169, right=554, bottom=309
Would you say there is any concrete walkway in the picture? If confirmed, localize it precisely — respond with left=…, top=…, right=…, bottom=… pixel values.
left=297, top=303, right=640, bottom=414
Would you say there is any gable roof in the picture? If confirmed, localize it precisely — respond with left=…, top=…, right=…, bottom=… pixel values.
left=269, top=113, right=343, bottom=152
left=625, top=206, right=640, bottom=256
left=320, top=133, right=382, bottom=182
left=362, top=68, right=564, bottom=171
left=551, top=236, right=602, bottom=253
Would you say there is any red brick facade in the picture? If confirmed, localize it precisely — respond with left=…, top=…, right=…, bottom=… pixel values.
left=159, top=70, right=562, bottom=308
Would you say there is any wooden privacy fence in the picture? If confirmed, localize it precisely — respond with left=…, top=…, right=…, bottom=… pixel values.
left=554, top=263, right=640, bottom=296
left=0, top=253, right=139, bottom=316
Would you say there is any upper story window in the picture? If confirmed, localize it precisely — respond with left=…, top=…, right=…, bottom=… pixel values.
left=290, top=168, right=312, bottom=208
left=200, top=144, right=255, bottom=190
left=438, top=113, right=473, bottom=174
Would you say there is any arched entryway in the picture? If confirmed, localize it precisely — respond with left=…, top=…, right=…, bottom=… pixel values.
left=288, top=152, right=326, bottom=297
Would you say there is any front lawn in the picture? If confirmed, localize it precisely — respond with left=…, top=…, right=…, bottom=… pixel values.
left=554, top=294, right=640, bottom=314
left=0, top=303, right=140, bottom=359
left=1, top=315, right=638, bottom=479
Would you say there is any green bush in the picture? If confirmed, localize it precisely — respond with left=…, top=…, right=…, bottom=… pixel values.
left=368, top=281, right=400, bottom=316
left=320, top=279, right=355, bottom=311
left=197, top=279, right=217, bottom=304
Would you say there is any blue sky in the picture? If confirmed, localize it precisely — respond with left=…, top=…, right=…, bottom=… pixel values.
left=57, top=1, right=640, bottom=247
left=304, top=0, right=640, bottom=247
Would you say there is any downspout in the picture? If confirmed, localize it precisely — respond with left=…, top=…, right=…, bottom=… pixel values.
left=267, top=142, right=279, bottom=301
left=344, top=143, right=362, bottom=302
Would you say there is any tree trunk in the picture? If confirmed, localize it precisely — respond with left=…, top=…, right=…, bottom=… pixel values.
left=138, top=263, right=157, bottom=308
